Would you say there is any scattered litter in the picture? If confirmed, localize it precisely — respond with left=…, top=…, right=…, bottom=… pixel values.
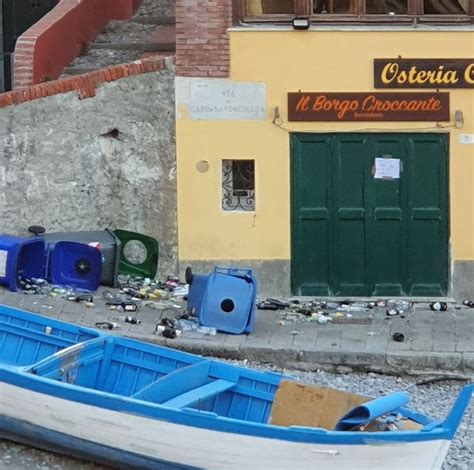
left=387, top=300, right=412, bottom=311
left=257, top=298, right=289, bottom=310
left=462, top=299, right=473, bottom=308
left=173, top=285, right=189, bottom=297
left=154, top=316, right=183, bottom=339
left=386, top=308, right=400, bottom=317
left=311, top=449, right=340, bottom=456
left=125, top=316, right=141, bottom=325
left=102, top=290, right=116, bottom=302
left=430, top=301, right=447, bottom=312
left=175, top=318, right=217, bottom=336
left=112, top=302, right=139, bottom=313
left=95, top=321, right=119, bottom=330
left=67, top=294, right=94, bottom=303
left=392, top=332, right=405, bottom=342
left=156, top=325, right=180, bottom=339
left=317, top=314, right=332, bottom=325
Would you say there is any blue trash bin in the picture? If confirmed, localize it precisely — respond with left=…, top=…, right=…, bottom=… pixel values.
left=42, top=229, right=120, bottom=287
left=188, top=267, right=257, bottom=334
left=48, top=241, right=102, bottom=292
left=187, top=272, right=211, bottom=315
left=0, top=236, right=46, bottom=291
left=0, top=235, right=102, bottom=292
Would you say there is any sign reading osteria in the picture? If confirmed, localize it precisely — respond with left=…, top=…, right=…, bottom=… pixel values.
left=288, top=92, right=449, bottom=122
left=375, top=59, right=474, bottom=88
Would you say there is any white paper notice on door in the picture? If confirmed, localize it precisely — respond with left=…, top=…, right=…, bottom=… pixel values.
left=0, top=250, right=8, bottom=277
left=374, top=157, right=400, bottom=180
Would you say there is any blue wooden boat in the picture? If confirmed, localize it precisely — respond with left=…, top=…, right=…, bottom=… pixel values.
left=0, top=304, right=471, bottom=469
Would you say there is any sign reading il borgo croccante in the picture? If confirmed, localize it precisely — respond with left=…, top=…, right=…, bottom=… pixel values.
left=288, top=92, right=450, bottom=122
left=375, top=59, right=474, bottom=88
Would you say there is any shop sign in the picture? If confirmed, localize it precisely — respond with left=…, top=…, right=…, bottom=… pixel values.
left=287, top=92, right=449, bottom=122
left=374, top=59, right=474, bottom=89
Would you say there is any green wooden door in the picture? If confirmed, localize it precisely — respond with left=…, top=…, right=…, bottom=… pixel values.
left=291, top=133, right=448, bottom=296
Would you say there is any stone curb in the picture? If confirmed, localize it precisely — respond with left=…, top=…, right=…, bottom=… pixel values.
left=123, top=332, right=474, bottom=376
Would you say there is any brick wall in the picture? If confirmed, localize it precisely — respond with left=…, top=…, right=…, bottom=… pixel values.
left=14, top=0, right=142, bottom=89
left=0, top=56, right=171, bottom=109
left=176, top=0, right=232, bottom=78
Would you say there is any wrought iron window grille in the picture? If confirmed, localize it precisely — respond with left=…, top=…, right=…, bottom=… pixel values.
left=222, top=160, right=256, bottom=212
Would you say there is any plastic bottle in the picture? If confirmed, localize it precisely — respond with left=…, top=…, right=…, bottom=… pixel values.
left=175, top=319, right=217, bottom=335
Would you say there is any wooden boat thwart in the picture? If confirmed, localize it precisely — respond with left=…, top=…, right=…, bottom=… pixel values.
left=0, top=304, right=471, bottom=469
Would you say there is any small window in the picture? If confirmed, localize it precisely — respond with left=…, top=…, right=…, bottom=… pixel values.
left=222, top=160, right=255, bottom=212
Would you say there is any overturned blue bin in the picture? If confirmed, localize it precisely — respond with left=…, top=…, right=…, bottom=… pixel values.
left=187, top=266, right=257, bottom=334
left=42, top=229, right=120, bottom=287
left=47, top=241, right=102, bottom=292
left=0, top=236, right=46, bottom=291
left=0, top=235, right=102, bottom=292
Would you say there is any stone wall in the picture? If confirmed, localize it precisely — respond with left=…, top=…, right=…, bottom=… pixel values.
left=0, top=66, right=178, bottom=277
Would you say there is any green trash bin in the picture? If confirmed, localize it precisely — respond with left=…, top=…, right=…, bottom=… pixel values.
left=113, top=230, right=159, bottom=279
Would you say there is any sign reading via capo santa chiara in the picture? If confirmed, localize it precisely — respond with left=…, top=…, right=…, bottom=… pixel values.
left=374, top=59, right=474, bottom=89
left=287, top=92, right=450, bottom=122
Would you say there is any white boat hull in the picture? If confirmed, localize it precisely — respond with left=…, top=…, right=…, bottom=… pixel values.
left=0, top=381, right=450, bottom=470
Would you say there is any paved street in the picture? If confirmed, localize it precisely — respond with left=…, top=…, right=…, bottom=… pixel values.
left=0, top=286, right=473, bottom=376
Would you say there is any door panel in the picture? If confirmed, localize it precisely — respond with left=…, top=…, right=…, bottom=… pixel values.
left=291, top=133, right=448, bottom=296
left=408, top=135, right=448, bottom=295
left=291, top=135, right=332, bottom=295
left=334, top=137, right=370, bottom=295
left=369, top=138, right=408, bottom=296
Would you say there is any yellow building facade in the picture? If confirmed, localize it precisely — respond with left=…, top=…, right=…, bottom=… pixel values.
left=176, top=4, right=474, bottom=299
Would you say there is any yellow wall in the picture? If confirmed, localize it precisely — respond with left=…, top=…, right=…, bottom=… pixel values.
left=177, top=30, right=474, bottom=261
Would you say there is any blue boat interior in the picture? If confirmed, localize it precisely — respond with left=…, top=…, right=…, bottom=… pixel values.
left=0, top=306, right=280, bottom=424
left=0, top=305, right=472, bottom=435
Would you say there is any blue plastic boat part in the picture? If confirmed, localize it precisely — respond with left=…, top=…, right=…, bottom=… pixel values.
left=335, top=391, right=410, bottom=430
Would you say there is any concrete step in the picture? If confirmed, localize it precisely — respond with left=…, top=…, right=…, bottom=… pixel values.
left=131, top=15, right=175, bottom=25
left=146, top=24, right=176, bottom=48
left=90, top=42, right=175, bottom=52
left=90, top=26, right=176, bottom=53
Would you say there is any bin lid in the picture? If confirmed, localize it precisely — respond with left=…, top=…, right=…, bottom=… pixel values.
left=50, top=241, right=102, bottom=291
left=113, top=229, right=159, bottom=279
left=41, top=229, right=121, bottom=287
left=0, top=236, right=46, bottom=292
